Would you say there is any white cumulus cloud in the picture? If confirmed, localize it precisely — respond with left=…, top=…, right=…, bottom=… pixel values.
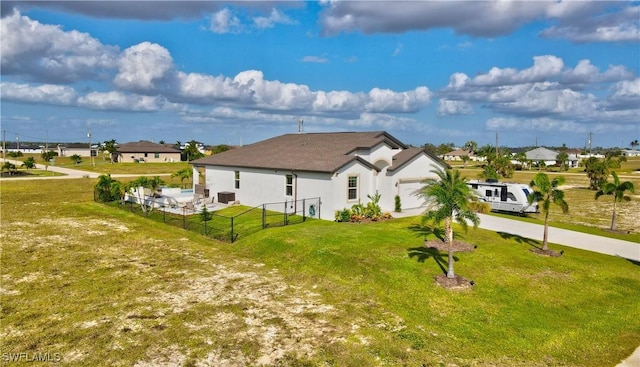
left=0, top=11, right=118, bottom=83
left=78, top=91, right=167, bottom=111
left=114, top=42, right=174, bottom=92
left=0, top=82, right=77, bottom=105
left=210, top=8, right=242, bottom=34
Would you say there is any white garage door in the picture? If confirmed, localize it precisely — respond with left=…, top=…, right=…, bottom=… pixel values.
left=398, top=178, right=427, bottom=209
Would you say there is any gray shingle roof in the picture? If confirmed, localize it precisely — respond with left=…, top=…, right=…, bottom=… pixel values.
left=526, top=147, right=559, bottom=161
left=192, top=131, right=417, bottom=173
left=117, top=141, right=181, bottom=153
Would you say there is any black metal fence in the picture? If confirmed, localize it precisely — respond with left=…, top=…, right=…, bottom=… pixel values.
left=97, top=192, right=321, bottom=243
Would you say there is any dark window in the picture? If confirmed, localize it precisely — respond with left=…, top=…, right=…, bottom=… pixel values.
left=285, top=175, right=293, bottom=196
left=234, top=171, right=240, bottom=189
left=348, top=176, right=358, bottom=200
left=154, top=152, right=160, bottom=158
left=485, top=190, right=492, bottom=197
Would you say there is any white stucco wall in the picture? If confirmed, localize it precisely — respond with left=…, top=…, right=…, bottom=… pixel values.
left=199, top=151, right=444, bottom=220
left=386, top=154, right=444, bottom=210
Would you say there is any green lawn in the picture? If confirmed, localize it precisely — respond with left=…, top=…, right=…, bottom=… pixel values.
left=1, top=178, right=639, bottom=366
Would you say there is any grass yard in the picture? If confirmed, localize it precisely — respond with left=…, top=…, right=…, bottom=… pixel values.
left=1, top=178, right=639, bottom=366
left=14, top=153, right=191, bottom=175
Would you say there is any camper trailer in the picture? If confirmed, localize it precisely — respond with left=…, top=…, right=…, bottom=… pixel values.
left=468, top=180, right=538, bottom=215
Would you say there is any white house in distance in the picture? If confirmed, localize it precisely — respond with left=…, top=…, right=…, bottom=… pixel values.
left=525, top=147, right=579, bottom=168
left=441, top=149, right=477, bottom=161
left=190, top=131, right=447, bottom=220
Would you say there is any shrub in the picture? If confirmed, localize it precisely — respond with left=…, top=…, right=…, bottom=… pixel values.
left=469, top=201, right=492, bottom=213
left=334, top=208, right=352, bottom=222
left=394, top=195, right=401, bottom=212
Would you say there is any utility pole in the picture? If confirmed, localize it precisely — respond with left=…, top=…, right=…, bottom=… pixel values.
left=495, top=131, right=499, bottom=156
left=88, top=129, right=94, bottom=167
left=2, top=130, right=5, bottom=160
left=588, top=132, right=593, bottom=156
left=298, top=119, right=303, bottom=134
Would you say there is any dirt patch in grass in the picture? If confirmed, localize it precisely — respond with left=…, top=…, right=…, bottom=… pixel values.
left=1, top=215, right=358, bottom=366
left=434, top=274, right=474, bottom=290
left=530, top=248, right=564, bottom=257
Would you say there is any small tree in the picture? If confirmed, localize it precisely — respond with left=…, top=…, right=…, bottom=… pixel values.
left=172, top=167, right=193, bottom=189
left=21, top=157, right=36, bottom=170
left=595, top=171, right=635, bottom=231
left=461, top=155, right=470, bottom=169
left=527, top=173, right=569, bottom=252
left=418, top=168, right=480, bottom=279
left=556, top=151, right=569, bottom=171
left=515, top=152, right=529, bottom=170
left=70, top=154, right=82, bottom=165
left=200, top=206, right=213, bottom=234
left=2, top=162, right=17, bottom=175
left=394, top=195, right=402, bottom=213
left=94, top=174, right=120, bottom=202
left=41, top=150, right=56, bottom=170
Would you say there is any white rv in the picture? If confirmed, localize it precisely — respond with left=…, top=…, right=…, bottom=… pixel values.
left=468, top=180, right=538, bottom=215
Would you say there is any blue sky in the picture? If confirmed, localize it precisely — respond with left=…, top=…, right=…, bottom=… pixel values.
left=1, top=1, right=639, bottom=149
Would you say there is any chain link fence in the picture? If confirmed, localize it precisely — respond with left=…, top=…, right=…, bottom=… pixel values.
left=97, top=191, right=321, bottom=243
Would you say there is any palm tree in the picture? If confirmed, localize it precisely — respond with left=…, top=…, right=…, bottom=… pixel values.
left=94, top=174, right=118, bottom=202
left=172, top=167, right=193, bottom=189
left=527, top=173, right=569, bottom=251
left=595, top=171, right=635, bottom=231
left=418, top=168, right=480, bottom=279
left=460, top=155, right=470, bottom=169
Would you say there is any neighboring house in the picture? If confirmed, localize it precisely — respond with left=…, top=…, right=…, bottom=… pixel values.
left=191, top=131, right=448, bottom=220
left=56, top=143, right=96, bottom=157
left=441, top=149, right=476, bottom=161
left=525, top=147, right=579, bottom=168
left=117, top=141, right=182, bottom=163
left=622, top=149, right=640, bottom=157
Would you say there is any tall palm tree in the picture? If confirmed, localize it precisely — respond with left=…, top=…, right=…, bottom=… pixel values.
left=596, top=171, right=635, bottom=231
left=418, top=168, right=480, bottom=279
left=527, top=173, right=569, bottom=251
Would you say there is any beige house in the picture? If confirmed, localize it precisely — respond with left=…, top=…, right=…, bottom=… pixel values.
left=116, top=141, right=181, bottom=163
left=441, top=149, right=477, bottom=161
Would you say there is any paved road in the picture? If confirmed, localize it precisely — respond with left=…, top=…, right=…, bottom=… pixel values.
left=0, top=159, right=168, bottom=180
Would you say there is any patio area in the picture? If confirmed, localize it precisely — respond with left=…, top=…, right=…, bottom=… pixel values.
left=126, top=187, right=230, bottom=216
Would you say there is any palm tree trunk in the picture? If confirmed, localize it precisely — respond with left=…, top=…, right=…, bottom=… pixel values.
left=610, top=199, right=617, bottom=231
left=445, top=216, right=455, bottom=278
left=542, top=212, right=549, bottom=251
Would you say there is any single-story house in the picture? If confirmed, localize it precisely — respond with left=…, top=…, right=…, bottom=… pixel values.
left=191, top=131, right=448, bottom=220
left=441, top=149, right=477, bottom=161
left=622, top=149, right=640, bottom=157
left=56, top=143, right=96, bottom=157
left=117, top=141, right=182, bottom=163
left=525, top=147, right=579, bottom=168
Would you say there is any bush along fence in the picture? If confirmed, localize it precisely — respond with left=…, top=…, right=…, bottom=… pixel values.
left=95, top=189, right=321, bottom=243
